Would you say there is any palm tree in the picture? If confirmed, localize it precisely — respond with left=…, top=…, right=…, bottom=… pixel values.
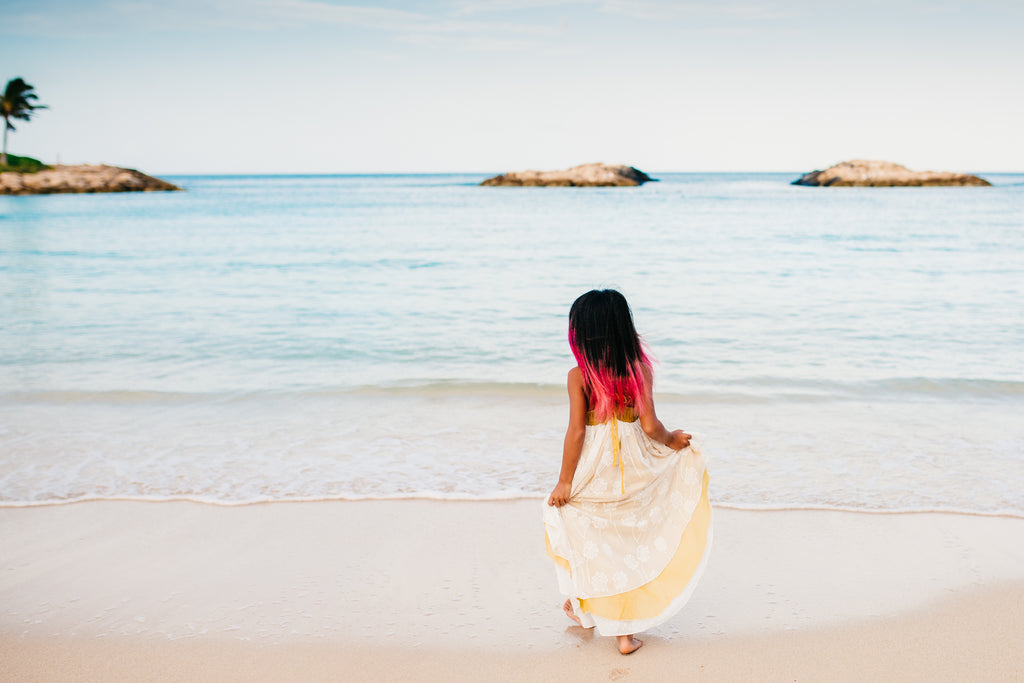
left=1, top=78, right=48, bottom=166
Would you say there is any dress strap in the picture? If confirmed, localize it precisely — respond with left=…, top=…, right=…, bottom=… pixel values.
left=584, top=408, right=633, bottom=495
left=610, top=418, right=625, bottom=495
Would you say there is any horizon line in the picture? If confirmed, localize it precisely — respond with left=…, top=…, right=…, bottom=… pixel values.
left=149, top=169, right=1024, bottom=177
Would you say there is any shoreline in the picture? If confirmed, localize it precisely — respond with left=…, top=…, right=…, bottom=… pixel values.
left=5, top=390, right=1022, bottom=516
left=3, top=500, right=1023, bottom=680
left=3, top=496, right=1024, bottom=520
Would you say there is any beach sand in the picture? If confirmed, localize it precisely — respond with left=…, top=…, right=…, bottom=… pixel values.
left=2, top=501, right=1022, bottom=681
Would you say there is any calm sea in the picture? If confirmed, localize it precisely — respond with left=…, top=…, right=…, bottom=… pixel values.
left=1, top=173, right=1022, bottom=514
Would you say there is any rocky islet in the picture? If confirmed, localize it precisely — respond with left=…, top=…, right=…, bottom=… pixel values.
left=481, top=162, right=654, bottom=187
left=793, top=160, right=990, bottom=187
left=0, top=164, right=181, bottom=195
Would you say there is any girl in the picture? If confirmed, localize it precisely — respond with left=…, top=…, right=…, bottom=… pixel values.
left=543, top=289, right=712, bottom=655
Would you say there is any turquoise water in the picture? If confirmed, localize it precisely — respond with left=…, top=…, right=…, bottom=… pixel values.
left=2, top=173, right=1022, bottom=512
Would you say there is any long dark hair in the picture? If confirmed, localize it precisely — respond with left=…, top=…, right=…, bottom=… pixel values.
left=568, top=289, right=651, bottom=421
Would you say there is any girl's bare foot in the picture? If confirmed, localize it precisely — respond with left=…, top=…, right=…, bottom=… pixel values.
left=617, top=635, right=643, bottom=654
left=562, top=598, right=583, bottom=626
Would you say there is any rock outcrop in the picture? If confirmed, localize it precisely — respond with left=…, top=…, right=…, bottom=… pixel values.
left=481, top=163, right=654, bottom=187
left=0, top=164, right=182, bottom=195
left=793, top=160, right=990, bottom=187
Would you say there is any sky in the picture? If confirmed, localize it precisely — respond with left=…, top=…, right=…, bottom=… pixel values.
left=2, top=0, right=1022, bottom=174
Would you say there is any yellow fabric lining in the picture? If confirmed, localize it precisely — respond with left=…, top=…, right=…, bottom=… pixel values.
left=546, top=471, right=711, bottom=622
left=545, top=533, right=571, bottom=571
left=585, top=408, right=638, bottom=425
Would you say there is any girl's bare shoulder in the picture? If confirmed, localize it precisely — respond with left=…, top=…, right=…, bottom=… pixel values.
left=567, top=366, right=583, bottom=387
left=641, top=363, right=654, bottom=383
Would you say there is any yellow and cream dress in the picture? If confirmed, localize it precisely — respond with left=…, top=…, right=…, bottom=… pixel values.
left=542, top=409, right=712, bottom=636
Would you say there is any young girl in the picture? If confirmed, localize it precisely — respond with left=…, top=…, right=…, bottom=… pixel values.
left=543, top=289, right=712, bottom=654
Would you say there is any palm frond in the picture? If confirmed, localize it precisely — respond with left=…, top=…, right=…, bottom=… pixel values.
left=1, top=77, right=48, bottom=125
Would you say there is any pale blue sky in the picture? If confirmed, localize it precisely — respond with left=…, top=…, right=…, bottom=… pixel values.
left=2, top=0, right=1021, bottom=173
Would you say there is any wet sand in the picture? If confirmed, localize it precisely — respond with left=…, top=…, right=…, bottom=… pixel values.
left=2, top=501, right=1022, bottom=681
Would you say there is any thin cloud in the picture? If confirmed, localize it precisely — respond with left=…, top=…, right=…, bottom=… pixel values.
left=449, top=0, right=593, bottom=16
left=450, top=0, right=788, bottom=21
left=2, top=0, right=556, bottom=44
left=597, top=0, right=788, bottom=21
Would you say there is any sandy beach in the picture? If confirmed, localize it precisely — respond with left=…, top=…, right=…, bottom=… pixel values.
left=2, top=500, right=1022, bottom=681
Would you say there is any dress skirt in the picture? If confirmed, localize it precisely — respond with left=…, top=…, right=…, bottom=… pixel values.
left=542, top=413, right=712, bottom=636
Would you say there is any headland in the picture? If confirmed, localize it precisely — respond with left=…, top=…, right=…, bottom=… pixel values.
left=0, top=162, right=181, bottom=194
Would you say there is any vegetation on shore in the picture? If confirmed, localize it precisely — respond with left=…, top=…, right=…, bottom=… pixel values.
left=0, top=153, right=50, bottom=174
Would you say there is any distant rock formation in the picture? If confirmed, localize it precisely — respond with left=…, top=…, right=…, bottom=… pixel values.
left=481, top=163, right=654, bottom=187
left=793, top=160, right=990, bottom=187
left=0, top=164, right=182, bottom=195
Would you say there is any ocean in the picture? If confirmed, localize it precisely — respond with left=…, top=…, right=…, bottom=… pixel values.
left=1, top=172, right=1022, bottom=515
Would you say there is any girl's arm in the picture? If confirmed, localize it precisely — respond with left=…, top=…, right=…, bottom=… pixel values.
left=547, top=367, right=587, bottom=507
left=639, top=366, right=691, bottom=450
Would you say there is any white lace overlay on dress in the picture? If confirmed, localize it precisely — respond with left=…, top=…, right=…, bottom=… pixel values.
left=543, top=421, right=707, bottom=600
